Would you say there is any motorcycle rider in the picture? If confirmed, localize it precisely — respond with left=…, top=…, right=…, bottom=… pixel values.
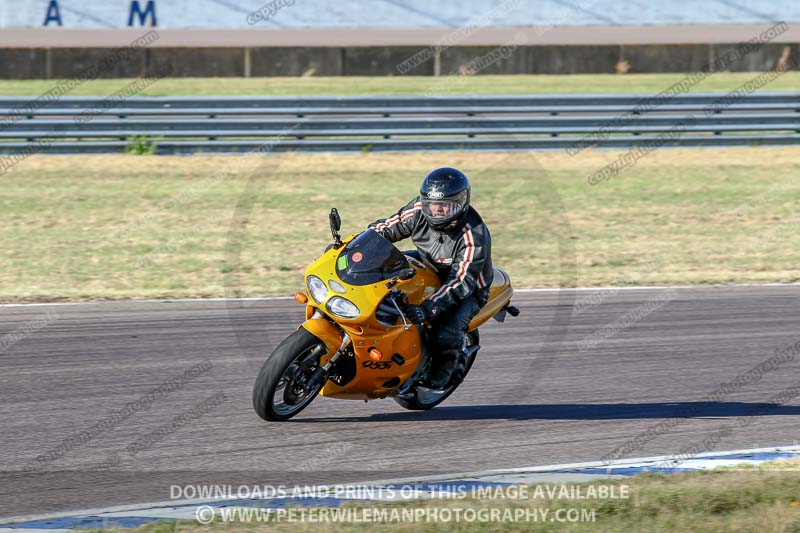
left=369, top=167, right=493, bottom=389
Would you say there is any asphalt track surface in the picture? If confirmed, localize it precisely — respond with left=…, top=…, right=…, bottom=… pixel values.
left=2, top=285, right=800, bottom=519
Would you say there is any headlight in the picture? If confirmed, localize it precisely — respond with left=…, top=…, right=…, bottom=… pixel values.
left=326, top=297, right=360, bottom=319
left=328, top=279, right=346, bottom=294
left=306, top=276, right=328, bottom=304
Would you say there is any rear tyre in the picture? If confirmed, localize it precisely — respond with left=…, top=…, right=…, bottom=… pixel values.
left=252, top=328, right=327, bottom=422
left=393, top=330, right=479, bottom=411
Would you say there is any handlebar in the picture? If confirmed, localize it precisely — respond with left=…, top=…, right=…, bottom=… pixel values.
left=388, top=289, right=412, bottom=330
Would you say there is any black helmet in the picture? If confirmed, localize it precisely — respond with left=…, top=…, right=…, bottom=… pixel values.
left=419, top=167, right=471, bottom=230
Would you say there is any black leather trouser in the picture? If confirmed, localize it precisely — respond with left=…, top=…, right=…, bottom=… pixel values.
left=428, top=294, right=482, bottom=355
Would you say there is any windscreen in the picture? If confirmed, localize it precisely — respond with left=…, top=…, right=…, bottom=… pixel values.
left=335, top=230, right=409, bottom=285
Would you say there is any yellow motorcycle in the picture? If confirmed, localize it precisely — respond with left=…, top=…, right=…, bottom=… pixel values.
left=252, top=209, right=519, bottom=421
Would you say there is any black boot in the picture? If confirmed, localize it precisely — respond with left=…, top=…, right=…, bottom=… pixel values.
left=428, top=350, right=459, bottom=389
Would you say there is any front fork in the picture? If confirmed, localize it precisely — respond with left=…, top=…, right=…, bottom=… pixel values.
left=299, top=315, right=348, bottom=389
left=306, top=332, right=350, bottom=390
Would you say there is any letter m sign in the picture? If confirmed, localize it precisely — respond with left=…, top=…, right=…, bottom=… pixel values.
left=128, top=0, right=157, bottom=26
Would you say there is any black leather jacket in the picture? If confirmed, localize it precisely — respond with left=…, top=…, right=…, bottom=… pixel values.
left=369, top=196, right=494, bottom=312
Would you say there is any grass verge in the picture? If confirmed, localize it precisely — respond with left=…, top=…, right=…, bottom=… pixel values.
left=2, top=147, right=800, bottom=302
left=0, top=73, right=798, bottom=96
left=87, top=462, right=800, bottom=532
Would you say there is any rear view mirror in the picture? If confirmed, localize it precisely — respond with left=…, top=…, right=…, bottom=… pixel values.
left=329, top=208, right=342, bottom=247
left=398, top=268, right=416, bottom=280
left=329, top=208, right=341, bottom=232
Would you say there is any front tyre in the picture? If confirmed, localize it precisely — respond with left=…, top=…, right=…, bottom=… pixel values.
left=394, top=330, right=479, bottom=411
left=252, top=328, right=328, bottom=422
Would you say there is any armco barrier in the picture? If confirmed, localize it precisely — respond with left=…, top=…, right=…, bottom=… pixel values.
left=0, top=93, right=797, bottom=154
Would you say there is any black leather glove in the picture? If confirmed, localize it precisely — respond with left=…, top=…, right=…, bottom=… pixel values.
left=405, top=304, right=428, bottom=324
left=406, top=300, right=442, bottom=324
left=476, top=287, right=490, bottom=308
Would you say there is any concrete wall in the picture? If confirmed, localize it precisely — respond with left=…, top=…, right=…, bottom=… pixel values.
left=249, top=47, right=342, bottom=76
left=0, top=43, right=795, bottom=78
left=0, top=49, right=47, bottom=78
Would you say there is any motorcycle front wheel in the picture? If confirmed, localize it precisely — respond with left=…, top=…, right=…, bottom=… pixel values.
left=252, top=328, right=327, bottom=422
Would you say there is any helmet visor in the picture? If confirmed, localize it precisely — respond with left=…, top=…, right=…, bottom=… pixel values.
left=421, top=190, right=468, bottom=223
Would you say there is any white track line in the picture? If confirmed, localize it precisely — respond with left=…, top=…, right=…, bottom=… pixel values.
left=2, top=282, right=799, bottom=308
left=517, top=282, right=800, bottom=293
left=3, top=445, right=798, bottom=526
left=0, top=296, right=292, bottom=308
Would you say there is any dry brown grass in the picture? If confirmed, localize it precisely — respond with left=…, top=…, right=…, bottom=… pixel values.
left=2, top=146, right=800, bottom=302
left=1, top=72, right=799, bottom=96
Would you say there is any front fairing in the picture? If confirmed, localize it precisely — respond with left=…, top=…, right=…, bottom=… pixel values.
left=303, top=231, right=438, bottom=397
left=303, top=231, right=413, bottom=325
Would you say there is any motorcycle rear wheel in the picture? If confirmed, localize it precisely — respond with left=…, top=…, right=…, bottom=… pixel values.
left=252, top=327, right=326, bottom=422
left=393, top=330, right=479, bottom=411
